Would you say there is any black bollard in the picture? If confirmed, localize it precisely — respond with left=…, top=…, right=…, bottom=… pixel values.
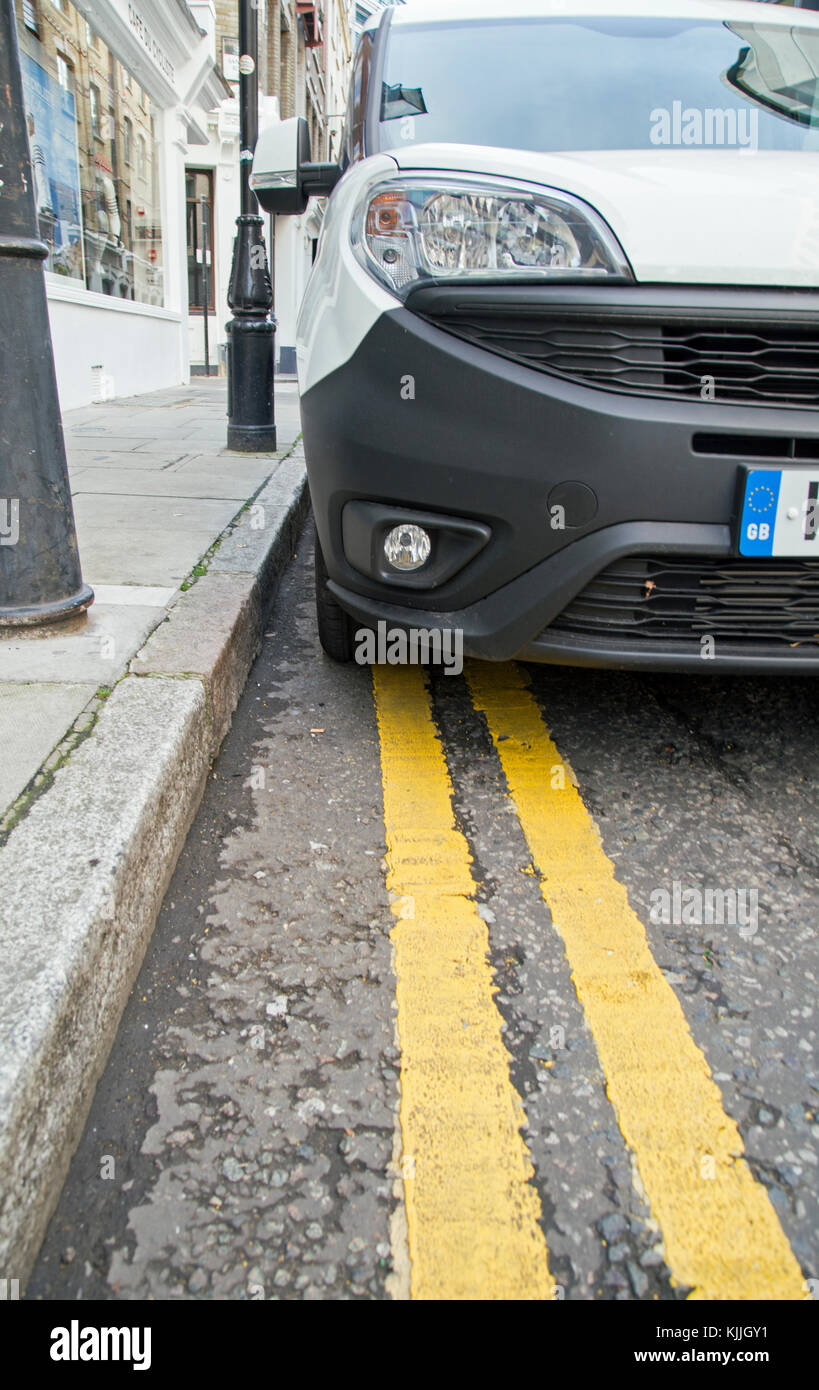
left=0, top=0, right=93, bottom=628
left=225, top=0, right=277, bottom=453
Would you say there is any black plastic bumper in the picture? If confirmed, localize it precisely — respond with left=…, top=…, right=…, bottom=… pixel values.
left=300, top=294, right=819, bottom=668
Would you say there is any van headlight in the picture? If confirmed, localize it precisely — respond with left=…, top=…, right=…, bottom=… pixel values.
left=351, top=177, right=631, bottom=298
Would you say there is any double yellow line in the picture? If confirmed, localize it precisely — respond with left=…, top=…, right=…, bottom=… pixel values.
left=373, top=661, right=805, bottom=1301
left=374, top=664, right=554, bottom=1300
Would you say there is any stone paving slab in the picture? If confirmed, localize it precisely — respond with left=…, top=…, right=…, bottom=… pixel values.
left=0, top=676, right=211, bottom=1284
left=210, top=451, right=308, bottom=583
left=0, top=682, right=98, bottom=812
left=0, top=600, right=168, bottom=687
left=66, top=448, right=183, bottom=469
left=92, top=584, right=177, bottom=607
left=66, top=435, right=164, bottom=452
left=0, top=380, right=302, bottom=807
left=71, top=495, right=249, bottom=587
left=134, top=453, right=310, bottom=754
left=70, top=461, right=277, bottom=501
left=0, top=377, right=309, bottom=1288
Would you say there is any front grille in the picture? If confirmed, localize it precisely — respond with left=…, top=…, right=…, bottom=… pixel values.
left=551, top=556, right=819, bottom=646
left=418, top=309, right=819, bottom=409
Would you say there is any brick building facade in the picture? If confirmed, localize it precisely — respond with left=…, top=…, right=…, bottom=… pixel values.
left=13, top=0, right=353, bottom=405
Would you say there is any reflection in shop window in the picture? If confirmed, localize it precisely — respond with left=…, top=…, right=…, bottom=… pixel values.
left=88, top=82, right=100, bottom=136
left=222, top=37, right=239, bottom=84
left=15, top=0, right=164, bottom=307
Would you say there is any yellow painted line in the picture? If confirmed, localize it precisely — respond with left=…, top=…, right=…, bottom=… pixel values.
left=467, top=660, right=804, bottom=1301
left=372, top=663, right=554, bottom=1300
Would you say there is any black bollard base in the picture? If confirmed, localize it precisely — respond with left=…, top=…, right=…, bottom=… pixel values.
left=226, top=423, right=278, bottom=452
left=0, top=584, right=94, bottom=630
left=225, top=315, right=277, bottom=453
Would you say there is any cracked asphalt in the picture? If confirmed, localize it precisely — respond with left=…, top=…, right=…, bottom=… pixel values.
left=27, top=522, right=819, bottom=1301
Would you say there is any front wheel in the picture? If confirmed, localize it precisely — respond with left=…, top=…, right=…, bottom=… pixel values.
left=314, top=530, right=356, bottom=663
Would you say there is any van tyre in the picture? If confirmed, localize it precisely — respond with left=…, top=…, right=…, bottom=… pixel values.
left=314, top=530, right=355, bottom=663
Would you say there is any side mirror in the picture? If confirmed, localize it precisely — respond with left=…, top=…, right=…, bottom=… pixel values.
left=250, top=115, right=342, bottom=215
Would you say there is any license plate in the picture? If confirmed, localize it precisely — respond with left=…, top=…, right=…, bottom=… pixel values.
left=738, top=468, right=819, bottom=557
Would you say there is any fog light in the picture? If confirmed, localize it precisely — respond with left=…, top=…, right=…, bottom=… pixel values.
left=384, top=524, right=431, bottom=572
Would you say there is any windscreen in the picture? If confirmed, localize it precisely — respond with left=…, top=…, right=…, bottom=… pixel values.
left=378, top=17, right=819, bottom=154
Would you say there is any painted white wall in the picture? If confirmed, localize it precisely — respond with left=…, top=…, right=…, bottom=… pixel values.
left=188, top=1, right=217, bottom=58
left=46, top=280, right=183, bottom=412
left=45, top=101, right=192, bottom=410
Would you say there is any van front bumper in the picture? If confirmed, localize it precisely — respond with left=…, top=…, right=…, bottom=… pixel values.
left=299, top=288, right=819, bottom=670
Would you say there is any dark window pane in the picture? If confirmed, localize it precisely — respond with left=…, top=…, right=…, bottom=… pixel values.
left=185, top=169, right=214, bottom=311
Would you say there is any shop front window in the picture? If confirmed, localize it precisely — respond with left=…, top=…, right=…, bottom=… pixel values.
left=15, top=0, right=165, bottom=307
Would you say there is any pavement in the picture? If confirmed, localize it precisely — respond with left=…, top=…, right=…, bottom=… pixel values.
left=24, top=525, right=819, bottom=1303
left=0, top=381, right=301, bottom=818
left=0, top=380, right=310, bottom=1286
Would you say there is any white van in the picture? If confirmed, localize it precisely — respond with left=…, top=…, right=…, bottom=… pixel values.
left=252, top=1, right=819, bottom=672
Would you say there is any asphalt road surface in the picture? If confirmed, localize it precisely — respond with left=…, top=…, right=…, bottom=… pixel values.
left=28, top=521, right=819, bottom=1301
